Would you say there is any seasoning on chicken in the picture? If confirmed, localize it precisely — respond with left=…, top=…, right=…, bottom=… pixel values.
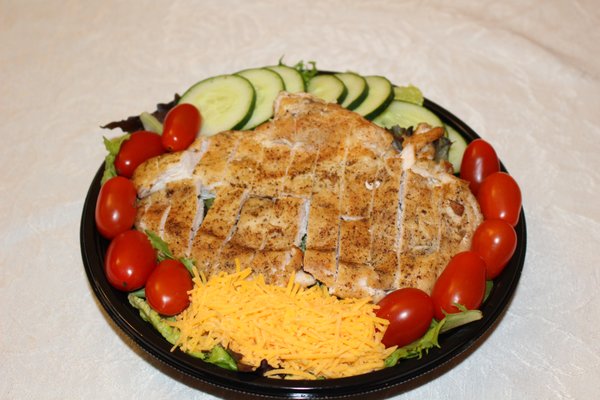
left=132, top=92, right=482, bottom=301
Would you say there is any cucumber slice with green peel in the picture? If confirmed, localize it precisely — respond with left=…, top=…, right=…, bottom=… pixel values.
left=236, top=68, right=285, bottom=130
left=352, top=75, right=394, bottom=120
left=335, top=72, right=368, bottom=110
left=372, top=100, right=444, bottom=130
left=179, top=74, right=255, bottom=136
left=307, top=74, right=348, bottom=104
left=266, top=65, right=305, bottom=93
left=446, top=124, right=468, bottom=174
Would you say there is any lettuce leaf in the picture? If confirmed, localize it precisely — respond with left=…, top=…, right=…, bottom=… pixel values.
left=144, top=230, right=196, bottom=274
left=279, top=57, right=318, bottom=87
left=101, top=134, right=130, bottom=185
left=139, top=111, right=163, bottom=134
left=385, top=306, right=483, bottom=367
left=128, top=294, right=237, bottom=370
left=128, top=294, right=181, bottom=345
left=101, top=94, right=179, bottom=133
left=393, top=85, right=424, bottom=105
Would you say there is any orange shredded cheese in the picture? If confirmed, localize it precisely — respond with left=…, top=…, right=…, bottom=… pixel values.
left=169, top=264, right=396, bottom=379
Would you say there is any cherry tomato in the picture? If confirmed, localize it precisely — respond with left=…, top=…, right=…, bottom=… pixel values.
left=477, top=172, right=522, bottom=226
left=95, top=176, right=137, bottom=239
left=460, top=139, right=500, bottom=195
left=161, top=103, right=201, bottom=152
left=431, top=251, right=486, bottom=321
left=471, top=219, right=517, bottom=279
left=104, top=230, right=157, bottom=291
left=376, top=288, right=434, bottom=348
left=115, top=130, right=165, bottom=178
left=145, top=259, right=193, bottom=316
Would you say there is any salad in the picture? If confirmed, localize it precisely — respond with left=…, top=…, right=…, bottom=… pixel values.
left=93, top=60, right=522, bottom=380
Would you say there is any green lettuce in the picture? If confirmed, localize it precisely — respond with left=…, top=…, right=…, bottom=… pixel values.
left=101, top=134, right=130, bottom=185
left=144, top=230, right=195, bottom=274
left=385, top=306, right=483, bottom=367
left=128, top=294, right=237, bottom=370
left=393, top=85, right=424, bottom=105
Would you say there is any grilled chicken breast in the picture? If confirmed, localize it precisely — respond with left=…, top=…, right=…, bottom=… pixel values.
left=132, top=93, right=482, bottom=300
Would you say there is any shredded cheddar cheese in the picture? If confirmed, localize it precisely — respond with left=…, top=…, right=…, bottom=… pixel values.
left=169, top=264, right=396, bottom=379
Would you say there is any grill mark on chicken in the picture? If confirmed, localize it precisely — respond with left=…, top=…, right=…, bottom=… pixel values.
left=133, top=92, right=482, bottom=300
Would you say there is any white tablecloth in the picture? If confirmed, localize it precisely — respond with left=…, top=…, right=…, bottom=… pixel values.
left=2, top=1, right=599, bottom=399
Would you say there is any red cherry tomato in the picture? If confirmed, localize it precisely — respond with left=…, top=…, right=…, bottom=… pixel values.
left=104, top=230, right=157, bottom=291
left=115, top=131, right=165, bottom=178
left=431, top=251, right=487, bottom=321
left=95, top=176, right=137, bottom=239
left=460, top=139, right=500, bottom=195
left=161, top=103, right=201, bottom=152
left=477, top=172, right=522, bottom=226
left=145, top=259, right=193, bottom=316
left=376, top=288, right=434, bottom=348
left=471, top=219, right=517, bottom=279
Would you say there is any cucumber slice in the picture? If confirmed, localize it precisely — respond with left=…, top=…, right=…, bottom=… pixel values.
left=179, top=74, right=255, bottom=136
left=266, top=65, right=305, bottom=93
left=352, top=76, right=394, bottom=120
left=307, top=74, right=348, bottom=104
left=446, top=124, right=468, bottom=174
left=335, top=72, right=368, bottom=110
left=372, top=100, right=444, bottom=130
left=236, top=68, right=285, bottom=130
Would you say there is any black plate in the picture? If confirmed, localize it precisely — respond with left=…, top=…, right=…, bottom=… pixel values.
left=80, top=97, right=526, bottom=398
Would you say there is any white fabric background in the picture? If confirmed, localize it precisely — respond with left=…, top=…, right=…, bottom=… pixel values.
left=1, top=0, right=599, bottom=399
